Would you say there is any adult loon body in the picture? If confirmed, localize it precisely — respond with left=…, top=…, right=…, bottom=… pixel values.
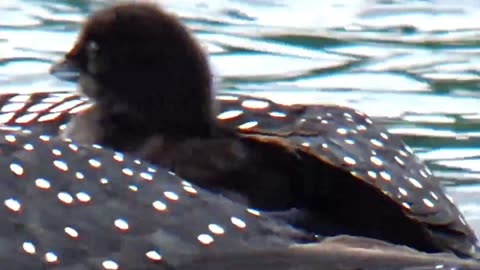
left=0, top=127, right=479, bottom=269
left=41, top=2, right=479, bottom=259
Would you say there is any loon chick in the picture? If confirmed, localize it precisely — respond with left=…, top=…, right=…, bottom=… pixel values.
left=50, top=2, right=480, bottom=258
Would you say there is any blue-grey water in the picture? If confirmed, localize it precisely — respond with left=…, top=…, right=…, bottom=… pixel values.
left=1, top=0, right=480, bottom=235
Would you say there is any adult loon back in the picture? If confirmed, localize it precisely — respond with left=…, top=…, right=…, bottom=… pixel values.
left=0, top=90, right=478, bottom=260
left=0, top=126, right=477, bottom=269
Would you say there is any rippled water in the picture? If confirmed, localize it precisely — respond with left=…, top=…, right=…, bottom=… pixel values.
left=1, top=0, right=480, bottom=233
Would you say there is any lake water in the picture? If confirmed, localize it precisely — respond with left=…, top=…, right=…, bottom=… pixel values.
left=1, top=0, right=480, bottom=234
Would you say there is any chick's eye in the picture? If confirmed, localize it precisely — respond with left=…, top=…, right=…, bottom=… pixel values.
left=86, top=40, right=99, bottom=58
left=85, top=40, right=107, bottom=75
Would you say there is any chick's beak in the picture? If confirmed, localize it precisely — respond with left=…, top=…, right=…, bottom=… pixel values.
left=50, top=58, right=80, bottom=82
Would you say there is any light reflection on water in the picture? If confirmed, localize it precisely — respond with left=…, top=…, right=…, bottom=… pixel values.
left=1, top=0, right=480, bottom=231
